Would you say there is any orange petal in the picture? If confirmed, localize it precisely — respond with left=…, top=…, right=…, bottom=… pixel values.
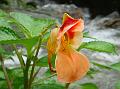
left=69, top=32, right=83, bottom=49
left=47, top=28, right=58, bottom=54
left=62, top=13, right=76, bottom=24
left=58, top=13, right=79, bottom=40
left=58, top=14, right=84, bottom=49
left=67, top=18, right=84, bottom=39
left=67, top=19, right=84, bottom=49
left=55, top=48, right=89, bottom=83
left=47, top=28, right=58, bottom=72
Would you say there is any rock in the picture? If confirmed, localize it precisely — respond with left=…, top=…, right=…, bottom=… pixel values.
left=41, top=4, right=84, bottom=19
left=51, top=0, right=120, bottom=17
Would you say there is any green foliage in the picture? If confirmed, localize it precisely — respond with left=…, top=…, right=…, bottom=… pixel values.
left=83, top=31, right=96, bottom=39
left=42, top=32, right=50, bottom=42
left=44, top=69, right=51, bottom=76
left=0, top=81, right=7, bottom=89
left=0, top=67, right=23, bottom=89
left=0, top=27, right=19, bottom=41
left=0, top=69, right=6, bottom=89
left=83, top=31, right=89, bottom=37
left=33, top=84, right=64, bottom=89
left=0, top=47, right=5, bottom=54
left=110, top=62, right=120, bottom=72
left=87, top=68, right=100, bottom=78
left=0, top=10, right=8, bottom=17
left=80, top=83, right=98, bottom=89
left=0, top=68, right=5, bottom=80
left=33, top=73, right=62, bottom=89
left=115, top=80, right=120, bottom=89
left=36, top=55, right=56, bottom=67
left=0, top=18, right=11, bottom=28
left=36, top=56, right=48, bottom=67
left=8, top=68, right=23, bottom=89
left=10, top=12, right=55, bottom=37
left=78, top=41, right=116, bottom=54
left=0, top=67, right=24, bottom=89
left=0, top=27, right=39, bottom=51
left=92, top=61, right=111, bottom=70
left=0, top=10, right=11, bottom=28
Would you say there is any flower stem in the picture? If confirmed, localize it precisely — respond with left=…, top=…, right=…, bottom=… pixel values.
left=24, top=57, right=31, bottom=89
left=32, top=67, right=41, bottom=80
left=65, top=83, right=70, bottom=89
left=13, top=44, right=25, bottom=69
left=0, top=55, right=12, bottom=89
left=28, top=36, right=42, bottom=89
left=13, top=45, right=29, bottom=89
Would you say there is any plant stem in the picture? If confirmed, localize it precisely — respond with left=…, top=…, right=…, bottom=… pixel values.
left=65, top=83, right=70, bottom=89
left=32, top=67, right=41, bottom=80
left=13, top=45, right=31, bottom=89
left=0, top=55, right=12, bottom=89
left=28, top=37, right=42, bottom=89
left=13, top=44, right=25, bottom=69
left=24, top=57, right=31, bottom=89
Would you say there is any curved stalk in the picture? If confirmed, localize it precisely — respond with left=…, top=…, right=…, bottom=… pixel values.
left=0, top=55, right=12, bottom=89
left=24, top=56, right=31, bottom=89
left=13, top=44, right=25, bottom=69
left=28, top=36, right=42, bottom=89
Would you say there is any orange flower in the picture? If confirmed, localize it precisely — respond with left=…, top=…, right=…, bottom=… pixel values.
left=47, top=13, right=89, bottom=83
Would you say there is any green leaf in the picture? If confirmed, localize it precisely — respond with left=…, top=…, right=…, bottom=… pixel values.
left=36, top=54, right=56, bottom=67
left=42, top=32, right=50, bottom=42
left=0, top=18, right=11, bottom=28
left=78, top=41, right=116, bottom=54
left=36, top=56, right=48, bottom=67
left=83, top=31, right=96, bottom=39
left=0, top=36, right=39, bottom=52
left=0, top=46, right=13, bottom=58
left=0, top=27, right=19, bottom=41
left=44, top=69, right=51, bottom=76
left=83, top=31, right=89, bottom=37
left=13, top=77, right=23, bottom=89
left=0, top=47, right=5, bottom=54
left=32, top=18, right=55, bottom=36
left=10, top=12, right=55, bottom=37
left=33, top=84, right=64, bottom=89
left=8, top=68, right=23, bottom=78
left=0, top=68, right=8, bottom=89
left=0, top=10, right=11, bottom=28
left=33, top=75, right=63, bottom=89
left=87, top=68, right=100, bottom=78
left=0, top=71, right=5, bottom=80
left=0, top=27, right=39, bottom=51
left=115, top=80, right=120, bottom=89
left=92, top=61, right=111, bottom=70
left=7, top=68, right=23, bottom=89
left=0, top=10, right=8, bottom=17
left=0, top=81, right=7, bottom=89
left=110, top=62, right=120, bottom=72
left=80, top=83, right=98, bottom=89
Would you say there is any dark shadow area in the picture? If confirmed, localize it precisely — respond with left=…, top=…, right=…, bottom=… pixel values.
left=51, top=0, right=120, bottom=18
